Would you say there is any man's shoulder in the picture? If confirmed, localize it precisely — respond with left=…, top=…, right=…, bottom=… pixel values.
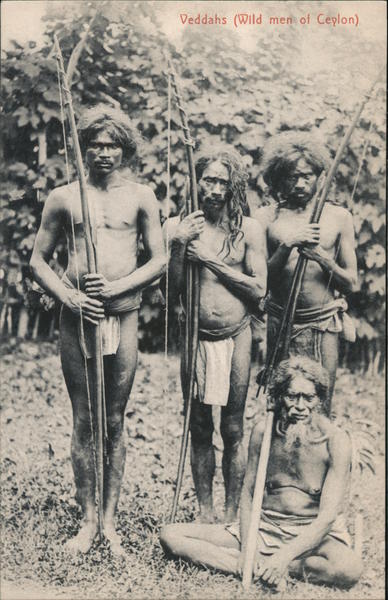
left=121, top=180, right=156, bottom=201
left=324, top=203, right=353, bottom=224
left=242, top=215, right=266, bottom=237
left=251, top=205, right=278, bottom=234
left=50, top=181, right=78, bottom=196
left=327, top=422, right=352, bottom=460
left=249, top=419, right=266, bottom=448
left=46, top=182, right=78, bottom=207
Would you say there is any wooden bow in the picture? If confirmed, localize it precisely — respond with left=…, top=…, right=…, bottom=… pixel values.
left=54, top=34, right=105, bottom=541
left=167, top=60, right=200, bottom=523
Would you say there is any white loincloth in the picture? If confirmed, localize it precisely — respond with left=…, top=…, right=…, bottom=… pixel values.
left=78, top=316, right=120, bottom=359
left=62, top=273, right=124, bottom=359
left=196, top=337, right=234, bottom=406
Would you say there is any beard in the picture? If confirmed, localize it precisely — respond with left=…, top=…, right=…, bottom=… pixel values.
left=201, top=193, right=226, bottom=211
left=280, top=410, right=325, bottom=453
left=283, top=420, right=311, bottom=452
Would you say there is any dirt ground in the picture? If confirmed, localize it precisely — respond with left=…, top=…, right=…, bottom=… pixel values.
left=0, top=341, right=385, bottom=600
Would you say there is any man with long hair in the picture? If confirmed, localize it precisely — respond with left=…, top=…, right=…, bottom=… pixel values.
left=255, top=131, right=357, bottom=409
left=164, top=147, right=267, bottom=522
left=30, top=105, right=165, bottom=553
left=160, top=356, right=362, bottom=589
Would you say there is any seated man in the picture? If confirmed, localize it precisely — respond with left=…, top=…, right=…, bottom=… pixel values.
left=160, top=356, right=362, bottom=589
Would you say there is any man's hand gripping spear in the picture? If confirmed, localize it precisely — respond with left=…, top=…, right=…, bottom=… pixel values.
left=241, top=67, right=384, bottom=590
left=54, top=35, right=106, bottom=542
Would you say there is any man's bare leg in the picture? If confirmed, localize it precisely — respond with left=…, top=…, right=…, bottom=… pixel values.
left=60, top=307, right=98, bottom=553
left=267, top=320, right=339, bottom=414
left=221, top=326, right=251, bottom=522
left=160, top=522, right=240, bottom=573
left=190, top=401, right=216, bottom=522
left=102, top=311, right=138, bottom=554
left=320, top=332, right=339, bottom=413
left=289, top=538, right=362, bottom=588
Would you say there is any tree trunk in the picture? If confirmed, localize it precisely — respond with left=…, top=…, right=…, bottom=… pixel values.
left=17, top=306, right=29, bottom=338
left=48, top=313, right=56, bottom=340
left=366, top=340, right=374, bottom=376
left=373, top=350, right=381, bottom=375
left=38, top=130, right=47, bottom=166
left=0, top=302, right=8, bottom=334
left=342, top=340, right=349, bottom=369
left=7, top=305, right=12, bottom=335
left=31, top=311, right=41, bottom=340
left=361, top=339, right=367, bottom=373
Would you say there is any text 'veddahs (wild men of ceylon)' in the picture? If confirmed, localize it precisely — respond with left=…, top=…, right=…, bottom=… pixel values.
left=178, top=13, right=360, bottom=28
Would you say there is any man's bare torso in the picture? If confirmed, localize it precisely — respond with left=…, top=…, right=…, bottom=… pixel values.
left=198, top=221, right=250, bottom=329
left=263, top=420, right=343, bottom=517
left=263, top=204, right=347, bottom=308
left=167, top=215, right=257, bottom=330
left=61, top=179, right=143, bottom=287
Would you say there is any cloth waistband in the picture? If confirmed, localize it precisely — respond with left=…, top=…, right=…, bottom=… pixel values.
left=62, top=273, right=141, bottom=315
left=265, top=298, right=348, bottom=325
left=199, top=314, right=251, bottom=341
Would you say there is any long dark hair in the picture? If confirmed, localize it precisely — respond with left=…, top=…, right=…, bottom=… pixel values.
left=195, top=148, right=249, bottom=257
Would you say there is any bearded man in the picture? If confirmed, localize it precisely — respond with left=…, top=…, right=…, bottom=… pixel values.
left=30, top=105, right=165, bottom=553
left=164, top=148, right=267, bottom=522
left=255, top=132, right=357, bottom=410
left=160, top=356, right=362, bottom=589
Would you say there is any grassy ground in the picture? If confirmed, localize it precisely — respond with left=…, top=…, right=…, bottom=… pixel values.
left=0, top=341, right=385, bottom=600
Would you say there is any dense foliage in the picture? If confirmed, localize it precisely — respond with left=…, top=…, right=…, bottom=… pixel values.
left=1, top=1, right=385, bottom=365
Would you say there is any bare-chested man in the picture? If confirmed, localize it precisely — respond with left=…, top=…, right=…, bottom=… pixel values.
left=255, top=132, right=357, bottom=409
left=164, top=148, right=267, bottom=522
left=160, top=356, right=362, bottom=589
left=30, top=105, right=165, bottom=553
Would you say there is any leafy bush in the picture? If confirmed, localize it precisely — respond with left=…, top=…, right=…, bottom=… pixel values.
left=1, top=2, right=385, bottom=366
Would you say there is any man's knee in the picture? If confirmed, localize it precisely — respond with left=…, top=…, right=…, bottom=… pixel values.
left=305, top=549, right=362, bottom=588
left=73, top=413, right=94, bottom=444
left=332, top=553, right=363, bottom=588
left=190, top=410, right=213, bottom=446
left=220, top=415, right=243, bottom=449
left=160, top=524, right=184, bottom=556
left=106, top=412, right=124, bottom=443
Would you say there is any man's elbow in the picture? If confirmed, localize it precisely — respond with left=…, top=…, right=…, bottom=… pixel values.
left=254, top=280, right=267, bottom=302
left=315, top=512, right=338, bottom=538
left=152, top=256, right=167, bottom=279
left=345, top=272, right=358, bottom=294
left=349, top=273, right=358, bottom=294
left=29, top=254, right=40, bottom=281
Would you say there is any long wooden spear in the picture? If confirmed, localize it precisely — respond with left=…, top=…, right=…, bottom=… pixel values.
left=242, top=68, right=384, bottom=589
left=54, top=34, right=105, bottom=541
left=168, top=60, right=200, bottom=523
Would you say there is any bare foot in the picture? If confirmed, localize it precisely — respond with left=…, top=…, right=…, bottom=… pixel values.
left=104, top=525, right=126, bottom=557
left=65, top=522, right=97, bottom=554
left=224, top=510, right=238, bottom=523
left=196, top=509, right=217, bottom=524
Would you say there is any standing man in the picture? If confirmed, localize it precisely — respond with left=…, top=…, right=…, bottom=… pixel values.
left=160, top=356, right=362, bottom=589
left=30, top=105, right=165, bottom=553
left=164, top=148, right=267, bottom=522
left=255, top=132, right=357, bottom=409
